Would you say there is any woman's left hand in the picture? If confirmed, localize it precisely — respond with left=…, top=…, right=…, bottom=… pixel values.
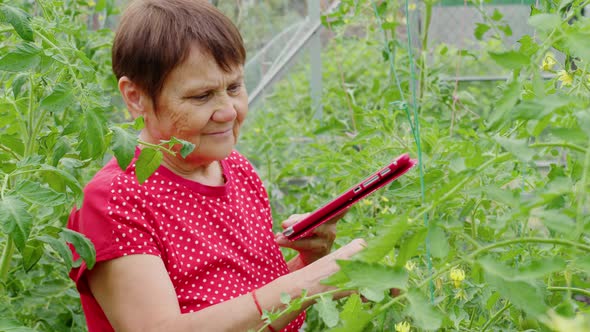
left=275, top=210, right=347, bottom=266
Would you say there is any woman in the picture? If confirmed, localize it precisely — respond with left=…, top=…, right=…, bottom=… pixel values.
left=67, top=1, right=366, bottom=331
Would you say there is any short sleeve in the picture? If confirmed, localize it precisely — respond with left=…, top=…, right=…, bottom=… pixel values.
left=68, top=174, right=162, bottom=294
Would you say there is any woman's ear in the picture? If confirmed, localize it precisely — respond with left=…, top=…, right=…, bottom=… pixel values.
left=118, top=76, right=151, bottom=119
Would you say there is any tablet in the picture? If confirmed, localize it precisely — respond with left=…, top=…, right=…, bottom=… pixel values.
left=283, top=153, right=417, bottom=241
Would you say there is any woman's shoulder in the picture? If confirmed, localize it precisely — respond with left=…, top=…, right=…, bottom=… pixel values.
left=83, top=157, right=139, bottom=200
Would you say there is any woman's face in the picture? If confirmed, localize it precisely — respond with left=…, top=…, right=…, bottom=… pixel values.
left=142, top=45, right=248, bottom=168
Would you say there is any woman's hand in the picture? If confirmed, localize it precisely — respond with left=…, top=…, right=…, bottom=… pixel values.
left=289, top=238, right=366, bottom=298
left=275, top=210, right=348, bottom=267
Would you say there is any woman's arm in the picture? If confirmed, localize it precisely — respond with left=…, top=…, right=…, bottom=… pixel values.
left=87, top=239, right=366, bottom=332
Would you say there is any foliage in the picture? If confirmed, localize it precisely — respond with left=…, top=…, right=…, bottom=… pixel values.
left=0, top=0, right=589, bottom=331
left=238, top=0, right=590, bottom=331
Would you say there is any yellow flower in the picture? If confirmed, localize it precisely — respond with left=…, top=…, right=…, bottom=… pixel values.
left=88, top=0, right=96, bottom=6
left=404, top=260, right=416, bottom=272
left=557, top=70, right=573, bottom=86
left=395, top=321, right=411, bottom=332
left=381, top=196, right=389, bottom=202
left=361, top=199, right=373, bottom=206
left=541, top=52, right=557, bottom=71
left=408, top=3, right=417, bottom=11
left=254, top=128, right=261, bottom=134
left=450, top=267, right=465, bottom=288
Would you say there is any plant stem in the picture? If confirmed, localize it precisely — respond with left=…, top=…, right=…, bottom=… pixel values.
left=412, top=153, right=511, bottom=222
left=418, top=0, right=433, bottom=102
left=136, top=140, right=177, bottom=156
left=481, top=301, right=512, bottom=332
left=469, top=238, right=590, bottom=258
left=529, top=142, right=586, bottom=154
left=574, top=135, right=590, bottom=239
left=548, top=286, right=590, bottom=297
left=0, top=144, right=20, bottom=161
left=0, top=236, right=15, bottom=293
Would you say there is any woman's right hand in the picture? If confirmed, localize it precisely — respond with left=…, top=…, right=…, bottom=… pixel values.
left=289, top=238, right=366, bottom=298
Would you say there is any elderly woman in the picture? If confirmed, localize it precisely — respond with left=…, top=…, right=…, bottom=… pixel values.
left=67, top=1, right=365, bottom=331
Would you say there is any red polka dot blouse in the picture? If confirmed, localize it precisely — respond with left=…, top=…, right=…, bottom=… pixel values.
left=68, top=150, right=305, bottom=332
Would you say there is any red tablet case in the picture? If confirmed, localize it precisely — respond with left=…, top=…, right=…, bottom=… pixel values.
left=283, top=153, right=417, bottom=241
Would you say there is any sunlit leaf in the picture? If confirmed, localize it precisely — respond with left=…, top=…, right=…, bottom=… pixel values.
left=494, top=136, right=535, bottom=163
left=406, top=289, right=443, bottom=330
left=0, top=195, right=32, bottom=253
left=135, top=147, right=163, bottom=184
left=474, top=23, right=490, bottom=40
left=22, top=239, right=44, bottom=272
left=395, top=228, right=427, bottom=267
left=315, top=296, right=339, bottom=328
left=0, top=43, right=40, bottom=72
left=358, top=216, right=408, bottom=263
left=111, top=126, right=137, bottom=170
left=60, top=228, right=96, bottom=270
left=38, top=235, right=73, bottom=271
left=488, top=51, right=530, bottom=70
left=12, top=179, right=67, bottom=206
left=338, top=260, right=408, bottom=295
left=429, top=225, right=449, bottom=259
left=328, top=294, right=371, bottom=332
left=0, top=4, right=34, bottom=41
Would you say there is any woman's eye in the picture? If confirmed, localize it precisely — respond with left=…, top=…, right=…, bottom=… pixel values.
left=191, top=93, right=211, bottom=101
left=228, top=84, right=242, bottom=94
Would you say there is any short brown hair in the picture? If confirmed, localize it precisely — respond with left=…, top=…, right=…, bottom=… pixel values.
left=112, top=0, right=246, bottom=103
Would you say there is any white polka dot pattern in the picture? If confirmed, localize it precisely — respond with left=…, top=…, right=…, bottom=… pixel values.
left=69, top=150, right=305, bottom=332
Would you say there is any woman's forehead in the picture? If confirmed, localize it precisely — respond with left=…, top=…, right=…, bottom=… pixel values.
left=168, top=45, right=244, bottom=87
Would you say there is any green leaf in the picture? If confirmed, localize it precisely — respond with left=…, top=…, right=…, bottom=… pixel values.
left=484, top=272, right=547, bottom=316
left=328, top=294, right=371, bottom=332
left=528, top=13, right=561, bottom=33
left=517, top=257, right=567, bottom=280
left=487, top=80, right=521, bottom=129
left=111, top=127, right=137, bottom=171
left=534, top=209, right=575, bottom=235
left=280, top=292, right=291, bottom=305
left=488, top=51, right=530, bottom=70
left=474, top=23, right=490, bottom=40
left=60, top=228, right=96, bottom=269
left=478, top=185, right=518, bottom=208
left=315, top=296, right=339, bottom=328
left=494, top=136, right=536, bottom=163
left=491, top=8, right=503, bottom=21
left=39, top=164, right=83, bottom=198
left=573, top=256, right=590, bottom=274
left=563, top=30, right=590, bottom=63
left=163, top=137, right=196, bottom=159
left=12, top=179, right=67, bottom=207
left=39, top=84, right=74, bottom=113
left=135, top=147, right=163, bottom=184
left=0, top=4, right=34, bottom=41
left=406, top=289, right=443, bottom=330
left=395, top=228, right=427, bottom=267
left=22, top=239, right=44, bottom=272
left=429, top=226, right=449, bottom=259
left=0, top=195, right=32, bottom=253
left=576, top=110, right=590, bottom=133
left=0, top=318, right=37, bottom=332
left=79, top=109, right=107, bottom=160
left=338, top=260, right=408, bottom=295
left=358, top=216, right=408, bottom=263
left=0, top=43, right=40, bottom=72
left=518, top=35, right=540, bottom=57
left=38, top=235, right=73, bottom=271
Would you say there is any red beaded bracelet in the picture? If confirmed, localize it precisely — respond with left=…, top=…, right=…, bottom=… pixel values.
left=251, top=290, right=277, bottom=332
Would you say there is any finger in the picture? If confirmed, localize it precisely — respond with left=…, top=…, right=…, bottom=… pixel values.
left=330, top=238, right=366, bottom=260
left=277, top=236, right=331, bottom=253
left=311, top=222, right=337, bottom=241
left=281, top=213, right=311, bottom=228
left=325, top=208, right=349, bottom=224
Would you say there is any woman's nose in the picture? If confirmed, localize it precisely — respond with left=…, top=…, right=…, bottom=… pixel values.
left=212, top=96, right=237, bottom=122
